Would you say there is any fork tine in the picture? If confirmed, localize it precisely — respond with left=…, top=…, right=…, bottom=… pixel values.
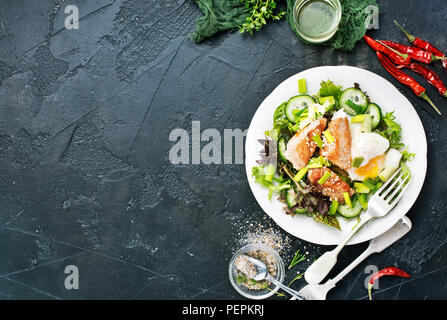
left=385, top=172, right=411, bottom=203
left=388, top=174, right=413, bottom=206
left=381, top=169, right=408, bottom=199
left=376, top=167, right=402, bottom=196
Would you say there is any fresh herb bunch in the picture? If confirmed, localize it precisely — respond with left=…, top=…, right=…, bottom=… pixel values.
left=239, top=0, right=286, bottom=35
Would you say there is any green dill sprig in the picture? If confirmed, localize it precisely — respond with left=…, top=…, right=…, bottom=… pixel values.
left=288, top=273, right=303, bottom=286
left=239, top=0, right=286, bottom=35
left=288, top=249, right=307, bottom=269
left=236, top=273, right=285, bottom=297
left=235, top=273, right=249, bottom=284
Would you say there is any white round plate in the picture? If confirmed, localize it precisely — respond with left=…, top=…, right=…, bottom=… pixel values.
left=245, top=66, right=427, bottom=245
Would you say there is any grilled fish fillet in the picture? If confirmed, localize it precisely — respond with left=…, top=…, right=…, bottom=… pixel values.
left=320, top=117, right=352, bottom=171
left=307, top=167, right=354, bottom=203
left=284, top=118, right=327, bottom=170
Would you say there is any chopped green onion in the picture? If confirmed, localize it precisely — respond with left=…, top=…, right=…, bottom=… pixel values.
left=351, top=114, right=366, bottom=123
left=363, top=179, right=377, bottom=190
left=352, top=156, right=364, bottom=168
left=354, top=182, right=371, bottom=194
left=322, top=130, right=334, bottom=144
left=346, top=100, right=365, bottom=114
left=379, top=167, right=397, bottom=182
left=319, top=96, right=336, bottom=113
left=293, top=108, right=306, bottom=118
left=361, top=115, right=372, bottom=133
left=290, top=123, right=300, bottom=132
left=319, top=96, right=335, bottom=106
left=306, top=162, right=323, bottom=169
left=312, top=135, right=324, bottom=148
left=318, top=156, right=331, bottom=166
left=374, top=182, right=383, bottom=193
left=329, top=200, right=339, bottom=215
left=318, top=171, right=332, bottom=185
left=358, top=194, right=368, bottom=210
left=294, top=167, right=308, bottom=181
left=343, top=192, right=352, bottom=208
left=298, top=78, right=307, bottom=94
left=265, top=164, right=276, bottom=182
left=306, top=156, right=331, bottom=169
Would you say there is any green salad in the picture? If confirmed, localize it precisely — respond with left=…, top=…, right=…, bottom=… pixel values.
left=253, top=79, right=413, bottom=230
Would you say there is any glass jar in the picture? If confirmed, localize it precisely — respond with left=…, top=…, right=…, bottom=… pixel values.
left=292, top=0, right=342, bottom=44
left=228, top=244, right=285, bottom=300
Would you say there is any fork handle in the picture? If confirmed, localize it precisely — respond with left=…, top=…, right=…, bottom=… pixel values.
left=332, top=213, right=374, bottom=255
left=266, top=274, right=306, bottom=300
left=304, top=213, right=374, bottom=284
left=327, top=247, right=374, bottom=287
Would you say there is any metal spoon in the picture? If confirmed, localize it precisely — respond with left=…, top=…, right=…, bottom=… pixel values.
left=242, top=255, right=306, bottom=300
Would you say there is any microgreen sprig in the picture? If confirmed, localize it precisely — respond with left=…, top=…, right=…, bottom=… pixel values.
left=288, top=249, right=307, bottom=269
left=239, top=0, right=286, bottom=35
left=288, top=273, right=303, bottom=286
left=236, top=273, right=285, bottom=297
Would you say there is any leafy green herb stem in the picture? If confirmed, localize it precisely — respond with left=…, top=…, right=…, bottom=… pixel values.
left=239, top=0, right=285, bottom=35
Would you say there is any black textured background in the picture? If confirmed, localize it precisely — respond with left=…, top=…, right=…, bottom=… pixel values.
left=0, top=0, right=446, bottom=300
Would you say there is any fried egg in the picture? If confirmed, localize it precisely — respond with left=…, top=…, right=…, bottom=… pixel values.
left=348, top=131, right=389, bottom=181
left=348, top=155, right=385, bottom=181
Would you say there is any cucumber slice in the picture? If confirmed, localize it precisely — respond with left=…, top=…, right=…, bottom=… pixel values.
left=346, top=100, right=365, bottom=114
left=361, top=114, right=372, bottom=133
left=365, top=103, right=382, bottom=129
left=285, top=95, right=315, bottom=122
left=286, top=188, right=297, bottom=208
left=294, top=207, right=308, bottom=214
left=337, top=200, right=363, bottom=218
left=278, top=137, right=287, bottom=162
left=339, top=88, right=368, bottom=115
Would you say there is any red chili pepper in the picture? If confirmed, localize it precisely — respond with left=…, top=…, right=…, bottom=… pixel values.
left=368, top=267, right=410, bottom=300
left=376, top=51, right=441, bottom=115
left=381, top=40, right=446, bottom=64
left=364, top=35, right=411, bottom=65
left=394, top=20, right=447, bottom=70
left=398, top=62, right=447, bottom=97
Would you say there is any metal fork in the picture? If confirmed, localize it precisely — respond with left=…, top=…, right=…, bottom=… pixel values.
left=304, top=167, right=412, bottom=285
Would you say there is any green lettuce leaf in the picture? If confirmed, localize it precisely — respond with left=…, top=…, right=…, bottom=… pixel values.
left=252, top=165, right=291, bottom=200
left=318, top=80, right=343, bottom=101
left=376, top=111, right=404, bottom=149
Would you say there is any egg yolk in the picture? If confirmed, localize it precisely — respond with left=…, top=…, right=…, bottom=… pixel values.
left=354, top=155, right=385, bottom=179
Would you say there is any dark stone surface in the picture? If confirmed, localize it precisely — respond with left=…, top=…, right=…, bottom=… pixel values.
left=0, top=0, right=446, bottom=300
